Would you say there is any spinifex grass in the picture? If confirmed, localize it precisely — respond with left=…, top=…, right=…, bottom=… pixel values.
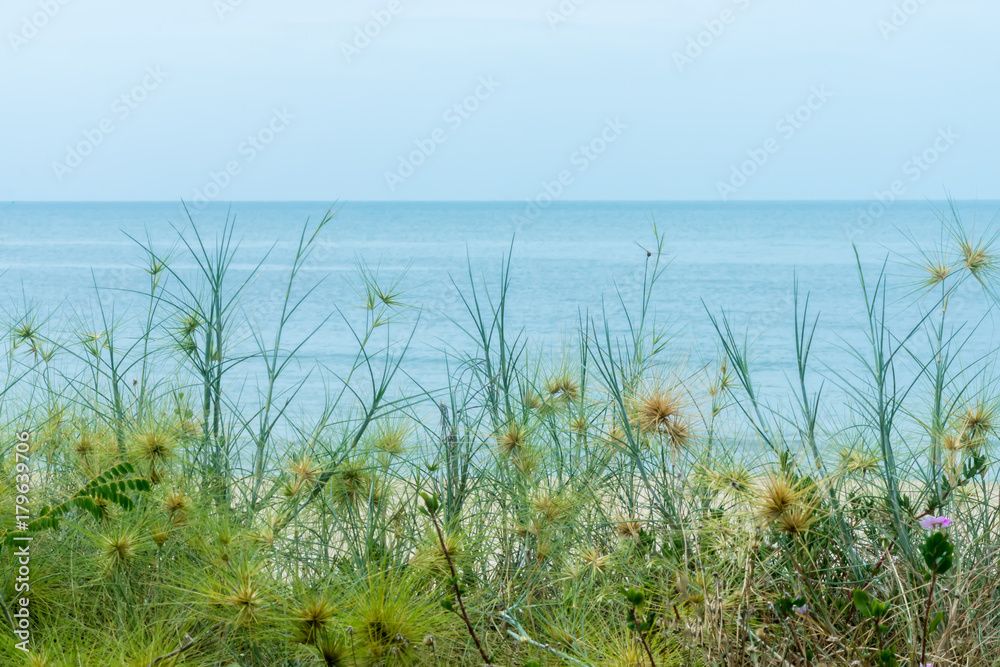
left=0, top=204, right=999, bottom=666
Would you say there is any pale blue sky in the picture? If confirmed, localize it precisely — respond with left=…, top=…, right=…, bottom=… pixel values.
left=2, top=0, right=998, bottom=201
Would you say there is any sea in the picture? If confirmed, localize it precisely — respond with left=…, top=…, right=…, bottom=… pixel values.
left=2, top=200, right=998, bottom=436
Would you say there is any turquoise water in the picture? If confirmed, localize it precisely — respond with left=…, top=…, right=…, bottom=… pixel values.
left=2, top=201, right=998, bottom=422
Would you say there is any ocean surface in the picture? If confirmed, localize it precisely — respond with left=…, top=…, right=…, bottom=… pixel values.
left=2, top=201, right=998, bottom=432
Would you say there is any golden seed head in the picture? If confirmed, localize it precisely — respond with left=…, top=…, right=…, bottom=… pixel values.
left=496, top=421, right=528, bottom=456
left=614, top=518, right=644, bottom=541
left=754, top=475, right=802, bottom=524
left=603, top=425, right=628, bottom=452
left=410, top=530, right=464, bottom=575
left=959, top=399, right=997, bottom=446
left=662, top=415, right=693, bottom=450
left=959, top=236, right=996, bottom=279
left=163, top=489, right=191, bottom=517
left=286, top=454, right=321, bottom=484
left=919, top=258, right=954, bottom=289
left=636, top=387, right=682, bottom=435
left=523, top=390, right=544, bottom=410
left=253, top=524, right=275, bottom=548
left=530, top=491, right=574, bottom=526
left=775, top=505, right=818, bottom=535
left=546, top=374, right=580, bottom=402
left=25, top=652, right=52, bottom=667
left=579, top=547, right=609, bottom=575
left=511, top=448, right=540, bottom=476
left=604, top=638, right=648, bottom=667
left=942, top=431, right=967, bottom=452
left=329, top=462, right=384, bottom=508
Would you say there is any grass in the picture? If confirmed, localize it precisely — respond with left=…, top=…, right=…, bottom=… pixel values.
left=1, top=204, right=999, bottom=666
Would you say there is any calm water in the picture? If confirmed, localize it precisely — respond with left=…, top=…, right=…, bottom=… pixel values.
left=2, top=201, right=998, bottom=426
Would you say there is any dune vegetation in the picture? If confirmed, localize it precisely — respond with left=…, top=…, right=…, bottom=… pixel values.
left=1, top=205, right=1000, bottom=666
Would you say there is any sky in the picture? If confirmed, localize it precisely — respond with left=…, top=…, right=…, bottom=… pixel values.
left=2, top=0, right=998, bottom=202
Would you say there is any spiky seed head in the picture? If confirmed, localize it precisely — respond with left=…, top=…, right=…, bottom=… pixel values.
left=636, top=388, right=681, bottom=434
left=314, top=632, right=348, bottom=666
left=25, top=652, right=52, bottom=667
left=535, top=535, right=555, bottom=562
left=496, top=421, right=528, bottom=457
left=754, top=475, right=801, bottom=524
left=147, top=256, right=167, bottom=276
left=282, top=478, right=305, bottom=498
left=252, top=524, right=275, bottom=548
left=74, top=432, right=97, bottom=457
left=178, top=417, right=201, bottom=439
left=958, top=235, right=997, bottom=280
left=701, top=461, right=754, bottom=494
left=776, top=505, right=818, bottom=535
left=511, top=448, right=540, bottom=476
left=604, top=425, right=628, bottom=452
left=569, top=414, right=589, bottom=434
left=98, top=527, right=141, bottom=572
left=329, top=462, right=384, bottom=508
left=163, top=489, right=191, bottom=522
left=286, top=454, right=321, bottom=485
left=178, top=312, right=203, bottom=337
left=662, top=415, right=693, bottom=450
left=615, top=518, right=644, bottom=541
left=356, top=600, right=417, bottom=661
left=410, top=530, right=464, bottom=575
left=371, top=419, right=411, bottom=456
left=604, top=636, right=649, bottom=667
left=294, top=594, right=338, bottom=644
left=151, top=526, right=171, bottom=547
left=215, top=561, right=268, bottom=627
left=579, top=547, right=610, bottom=576
left=842, top=449, right=880, bottom=476
left=523, top=390, right=544, bottom=410
left=132, top=427, right=176, bottom=466
left=546, top=374, right=580, bottom=402
left=215, top=524, right=234, bottom=547
left=919, top=258, right=954, bottom=289
left=176, top=335, right=197, bottom=356
left=530, top=491, right=574, bottom=526
left=91, top=495, right=112, bottom=522
left=13, top=324, right=36, bottom=344
left=942, top=431, right=966, bottom=452
left=80, top=331, right=107, bottom=358
left=708, top=363, right=735, bottom=398
left=960, top=399, right=998, bottom=446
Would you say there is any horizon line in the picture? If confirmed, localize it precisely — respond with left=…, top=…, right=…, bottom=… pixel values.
left=5, top=199, right=1000, bottom=205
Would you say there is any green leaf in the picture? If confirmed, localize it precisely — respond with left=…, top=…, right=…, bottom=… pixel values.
left=852, top=589, right=872, bottom=617
left=921, top=532, right=954, bottom=575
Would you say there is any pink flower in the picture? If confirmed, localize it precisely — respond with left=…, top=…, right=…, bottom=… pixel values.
left=919, top=516, right=952, bottom=531
left=793, top=603, right=809, bottom=616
